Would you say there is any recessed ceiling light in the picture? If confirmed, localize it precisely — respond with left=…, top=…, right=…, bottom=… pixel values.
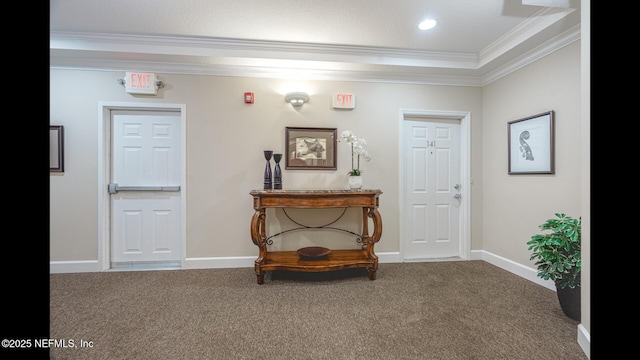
left=418, top=19, right=437, bottom=30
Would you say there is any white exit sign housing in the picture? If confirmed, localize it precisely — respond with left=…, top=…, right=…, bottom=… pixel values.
left=332, top=93, right=355, bottom=109
left=124, top=72, right=158, bottom=95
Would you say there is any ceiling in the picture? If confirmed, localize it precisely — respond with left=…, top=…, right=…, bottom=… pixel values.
left=49, top=0, right=581, bottom=86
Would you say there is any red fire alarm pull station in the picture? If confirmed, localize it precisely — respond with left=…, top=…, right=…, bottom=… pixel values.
left=244, top=92, right=254, bottom=104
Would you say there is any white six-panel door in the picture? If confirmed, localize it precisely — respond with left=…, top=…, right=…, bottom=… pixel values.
left=403, top=118, right=461, bottom=259
left=110, top=109, right=182, bottom=265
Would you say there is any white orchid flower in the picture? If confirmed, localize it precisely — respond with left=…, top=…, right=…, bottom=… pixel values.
left=339, top=130, right=371, bottom=175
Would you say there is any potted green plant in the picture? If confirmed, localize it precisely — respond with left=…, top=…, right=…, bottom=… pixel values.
left=526, top=213, right=581, bottom=321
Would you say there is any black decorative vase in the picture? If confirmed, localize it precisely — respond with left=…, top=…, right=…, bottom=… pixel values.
left=556, top=282, right=581, bottom=321
left=263, top=150, right=273, bottom=190
left=273, top=153, right=282, bottom=189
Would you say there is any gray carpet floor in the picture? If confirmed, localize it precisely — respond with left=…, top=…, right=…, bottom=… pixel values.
left=49, top=261, right=587, bottom=359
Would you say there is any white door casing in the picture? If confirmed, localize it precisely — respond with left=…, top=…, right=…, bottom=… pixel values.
left=98, top=102, right=186, bottom=271
left=400, top=110, right=470, bottom=261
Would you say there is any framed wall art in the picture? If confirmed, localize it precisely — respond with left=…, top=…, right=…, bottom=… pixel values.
left=285, top=127, right=337, bottom=170
left=508, top=111, right=554, bottom=174
left=50, top=125, right=65, bottom=172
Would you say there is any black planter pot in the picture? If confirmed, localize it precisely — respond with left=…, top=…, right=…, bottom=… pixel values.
left=555, top=282, right=581, bottom=321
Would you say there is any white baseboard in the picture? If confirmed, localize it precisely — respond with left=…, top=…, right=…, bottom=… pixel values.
left=378, top=251, right=402, bottom=263
left=183, top=256, right=255, bottom=269
left=476, top=250, right=556, bottom=291
left=578, top=324, right=590, bottom=359
left=50, top=260, right=100, bottom=274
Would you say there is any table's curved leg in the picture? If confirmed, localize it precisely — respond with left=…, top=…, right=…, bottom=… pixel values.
left=364, top=207, right=382, bottom=280
left=250, top=209, right=267, bottom=284
left=369, top=208, right=383, bottom=244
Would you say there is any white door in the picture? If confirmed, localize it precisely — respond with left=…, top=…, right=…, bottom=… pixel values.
left=403, top=118, right=461, bottom=259
left=110, top=109, right=182, bottom=267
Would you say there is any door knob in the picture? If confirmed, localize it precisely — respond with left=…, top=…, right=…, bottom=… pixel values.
left=453, top=193, right=462, bottom=199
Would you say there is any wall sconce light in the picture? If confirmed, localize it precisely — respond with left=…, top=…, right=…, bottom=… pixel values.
left=285, top=92, right=309, bottom=107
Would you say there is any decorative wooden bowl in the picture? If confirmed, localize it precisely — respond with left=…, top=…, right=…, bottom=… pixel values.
left=296, top=246, right=331, bottom=260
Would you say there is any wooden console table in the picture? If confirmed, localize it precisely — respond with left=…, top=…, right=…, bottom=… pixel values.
left=249, top=189, right=383, bottom=284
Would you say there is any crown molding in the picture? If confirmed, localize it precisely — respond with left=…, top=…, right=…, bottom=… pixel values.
left=49, top=56, right=485, bottom=87
left=50, top=31, right=479, bottom=69
left=481, top=24, right=580, bottom=86
left=49, top=18, right=580, bottom=88
left=479, top=7, right=577, bottom=67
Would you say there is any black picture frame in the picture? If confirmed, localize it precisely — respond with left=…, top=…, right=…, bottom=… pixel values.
left=285, top=127, right=337, bottom=170
left=50, top=125, right=64, bottom=172
left=508, top=111, right=554, bottom=174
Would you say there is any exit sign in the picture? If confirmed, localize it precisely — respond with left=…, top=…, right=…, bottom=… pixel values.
left=332, top=93, right=355, bottom=109
left=124, top=72, right=158, bottom=95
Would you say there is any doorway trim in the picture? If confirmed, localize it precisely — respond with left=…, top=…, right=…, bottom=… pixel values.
left=399, top=109, right=471, bottom=261
left=97, top=102, right=187, bottom=271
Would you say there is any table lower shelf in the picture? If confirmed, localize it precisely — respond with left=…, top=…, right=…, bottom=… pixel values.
left=254, top=249, right=378, bottom=284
